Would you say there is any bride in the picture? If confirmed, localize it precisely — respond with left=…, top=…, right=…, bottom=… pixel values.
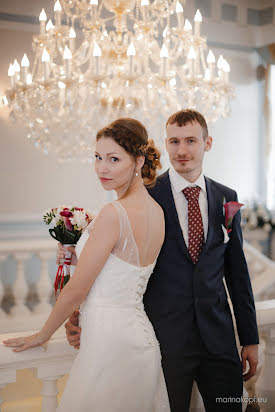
left=3, top=118, right=171, bottom=411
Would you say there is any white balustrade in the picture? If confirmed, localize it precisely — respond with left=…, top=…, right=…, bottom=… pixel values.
left=255, top=300, right=275, bottom=412
left=0, top=238, right=274, bottom=411
left=0, top=239, right=56, bottom=333
left=0, top=328, right=76, bottom=412
left=244, top=241, right=275, bottom=300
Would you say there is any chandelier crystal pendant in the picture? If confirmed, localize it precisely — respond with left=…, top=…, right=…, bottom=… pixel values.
left=4, top=0, right=235, bottom=162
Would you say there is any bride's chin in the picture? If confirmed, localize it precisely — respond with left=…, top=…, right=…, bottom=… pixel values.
left=100, top=183, right=115, bottom=191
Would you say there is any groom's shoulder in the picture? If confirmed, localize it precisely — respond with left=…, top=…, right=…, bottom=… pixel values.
left=155, top=170, right=170, bottom=186
left=147, top=170, right=169, bottom=196
left=206, top=176, right=237, bottom=199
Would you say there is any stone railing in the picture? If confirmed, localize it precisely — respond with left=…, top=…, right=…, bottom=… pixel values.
left=1, top=302, right=275, bottom=412
left=254, top=300, right=275, bottom=412
left=0, top=238, right=274, bottom=410
left=0, top=328, right=77, bottom=412
left=245, top=241, right=275, bottom=301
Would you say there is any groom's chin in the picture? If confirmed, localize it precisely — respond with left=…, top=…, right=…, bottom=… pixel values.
left=174, top=164, right=192, bottom=174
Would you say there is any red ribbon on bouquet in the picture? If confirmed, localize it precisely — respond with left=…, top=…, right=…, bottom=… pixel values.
left=54, top=246, right=73, bottom=296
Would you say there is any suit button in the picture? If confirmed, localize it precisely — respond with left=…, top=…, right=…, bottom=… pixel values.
left=195, top=297, right=199, bottom=304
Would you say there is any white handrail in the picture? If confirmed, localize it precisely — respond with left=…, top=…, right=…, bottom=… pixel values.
left=0, top=328, right=77, bottom=412
left=244, top=241, right=275, bottom=300
left=255, top=300, right=275, bottom=412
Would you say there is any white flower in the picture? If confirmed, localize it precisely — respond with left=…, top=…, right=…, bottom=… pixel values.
left=70, top=210, right=89, bottom=230
left=51, top=216, right=60, bottom=226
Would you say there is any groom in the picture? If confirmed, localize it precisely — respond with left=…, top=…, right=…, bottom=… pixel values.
left=65, top=109, right=259, bottom=411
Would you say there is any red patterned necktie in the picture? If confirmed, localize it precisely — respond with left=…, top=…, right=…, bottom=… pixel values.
left=183, top=186, right=204, bottom=264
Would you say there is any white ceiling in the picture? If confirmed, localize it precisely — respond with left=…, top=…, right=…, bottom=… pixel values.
left=0, top=0, right=272, bottom=18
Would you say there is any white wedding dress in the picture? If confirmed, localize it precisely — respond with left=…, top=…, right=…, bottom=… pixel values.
left=57, top=200, right=170, bottom=412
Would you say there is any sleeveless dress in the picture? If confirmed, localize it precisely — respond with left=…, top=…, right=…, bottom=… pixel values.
left=57, top=201, right=170, bottom=412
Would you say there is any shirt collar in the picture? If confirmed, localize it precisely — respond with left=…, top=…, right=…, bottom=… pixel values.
left=169, top=166, right=206, bottom=194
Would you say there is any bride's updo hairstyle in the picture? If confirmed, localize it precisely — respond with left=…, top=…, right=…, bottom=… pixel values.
left=96, top=118, right=161, bottom=187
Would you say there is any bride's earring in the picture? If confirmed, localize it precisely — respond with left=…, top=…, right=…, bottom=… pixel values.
left=135, top=172, right=138, bottom=177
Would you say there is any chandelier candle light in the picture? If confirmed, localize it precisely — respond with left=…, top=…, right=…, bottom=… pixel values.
left=3, top=0, right=235, bottom=162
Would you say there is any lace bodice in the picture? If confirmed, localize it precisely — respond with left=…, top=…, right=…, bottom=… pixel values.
left=75, top=201, right=158, bottom=309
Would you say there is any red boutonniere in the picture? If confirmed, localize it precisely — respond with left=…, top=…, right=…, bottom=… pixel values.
left=223, top=200, right=244, bottom=234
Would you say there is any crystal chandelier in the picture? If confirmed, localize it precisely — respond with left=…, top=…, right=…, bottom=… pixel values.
left=4, top=0, right=234, bottom=162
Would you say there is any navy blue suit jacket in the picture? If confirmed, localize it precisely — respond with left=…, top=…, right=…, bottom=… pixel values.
left=144, top=170, right=259, bottom=362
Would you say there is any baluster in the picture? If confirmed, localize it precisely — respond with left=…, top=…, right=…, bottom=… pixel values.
left=0, top=254, right=8, bottom=317
left=35, top=251, right=54, bottom=315
left=12, top=252, right=30, bottom=316
left=0, top=384, right=6, bottom=412
left=41, top=376, right=62, bottom=412
left=255, top=325, right=275, bottom=411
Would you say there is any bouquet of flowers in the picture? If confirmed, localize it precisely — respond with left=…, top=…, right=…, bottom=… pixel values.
left=43, top=205, right=94, bottom=295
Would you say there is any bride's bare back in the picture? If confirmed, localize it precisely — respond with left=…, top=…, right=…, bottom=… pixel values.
left=111, top=192, right=165, bottom=268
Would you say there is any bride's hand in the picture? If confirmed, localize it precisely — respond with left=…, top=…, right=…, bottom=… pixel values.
left=56, top=243, right=78, bottom=266
left=3, top=332, right=48, bottom=352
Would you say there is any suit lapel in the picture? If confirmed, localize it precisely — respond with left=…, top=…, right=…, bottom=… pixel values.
left=156, top=172, right=224, bottom=264
left=159, top=171, right=192, bottom=262
left=199, top=176, right=222, bottom=260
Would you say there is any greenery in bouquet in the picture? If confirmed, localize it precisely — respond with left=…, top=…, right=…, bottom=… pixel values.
left=241, top=203, right=275, bottom=233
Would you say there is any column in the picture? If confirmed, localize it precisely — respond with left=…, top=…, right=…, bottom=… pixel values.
left=41, top=377, right=61, bottom=412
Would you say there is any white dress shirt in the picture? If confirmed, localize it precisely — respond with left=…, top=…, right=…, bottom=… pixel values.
left=169, top=167, right=208, bottom=248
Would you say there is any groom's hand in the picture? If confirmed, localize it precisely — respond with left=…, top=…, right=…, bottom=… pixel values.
left=65, top=310, right=81, bottom=349
left=241, top=344, right=258, bottom=381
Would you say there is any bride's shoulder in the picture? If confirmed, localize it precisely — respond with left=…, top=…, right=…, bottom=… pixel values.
left=84, top=203, right=120, bottom=245
left=96, top=202, right=120, bottom=226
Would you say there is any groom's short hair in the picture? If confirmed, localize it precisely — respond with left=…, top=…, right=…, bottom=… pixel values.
left=166, top=109, right=208, bottom=141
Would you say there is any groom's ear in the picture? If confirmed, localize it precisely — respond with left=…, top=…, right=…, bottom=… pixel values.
left=204, top=136, right=213, bottom=152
